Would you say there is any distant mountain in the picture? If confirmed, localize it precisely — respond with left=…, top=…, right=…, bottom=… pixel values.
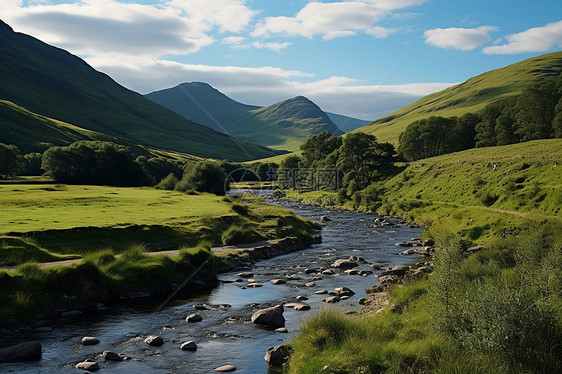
left=146, top=83, right=343, bottom=151
left=0, top=20, right=278, bottom=161
left=326, top=112, right=371, bottom=133
left=356, top=51, right=562, bottom=144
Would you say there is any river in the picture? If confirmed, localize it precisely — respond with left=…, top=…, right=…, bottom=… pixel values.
left=1, top=193, right=421, bottom=373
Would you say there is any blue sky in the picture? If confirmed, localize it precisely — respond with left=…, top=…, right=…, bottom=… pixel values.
left=3, top=0, right=562, bottom=119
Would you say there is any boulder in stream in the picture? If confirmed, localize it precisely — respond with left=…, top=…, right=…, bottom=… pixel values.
left=215, top=364, right=237, bottom=372
left=81, top=337, right=100, bottom=346
left=251, top=305, right=285, bottom=328
left=75, top=361, right=100, bottom=371
left=144, top=336, right=164, bottom=346
left=186, top=313, right=203, bottom=323
left=265, top=344, right=293, bottom=366
left=0, top=341, right=42, bottom=363
left=180, top=341, right=198, bottom=351
left=102, top=350, right=122, bottom=361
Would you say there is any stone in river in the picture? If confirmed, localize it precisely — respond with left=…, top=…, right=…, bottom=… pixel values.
left=305, top=282, right=316, bottom=287
left=102, top=350, right=122, bottom=361
left=275, top=327, right=288, bottom=333
left=180, top=341, right=198, bottom=351
left=246, top=283, right=263, bottom=288
left=265, top=344, right=293, bottom=366
left=271, top=279, right=286, bottom=285
left=144, top=336, right=164, bottom=346
left=75, top=361, right=100, bottom=371
left=294, top=303, right=311, bottom=311
left=215, top=364, right=237, bottom=372
left=322, top=296, right=341, bottom=303
left=314, top=290, right=328, bottom=294
left=81, top=337, right=100, bottom=346
left=0, top=341, right=42, bottom=363
left=186, top=313, right=203, bottom=323
left=295, top=295, right=308, bottom=301
left=251, top=305, right=285, bottom=328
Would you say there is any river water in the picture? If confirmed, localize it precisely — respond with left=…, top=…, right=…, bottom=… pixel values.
left=1, top=194, right=421, bottom=373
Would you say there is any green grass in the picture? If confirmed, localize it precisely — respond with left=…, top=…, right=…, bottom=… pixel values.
left=0, top=22, right=278, bottom=161
left=0, top=184, right=316, bottom=258
left=357, top=51, right=562, bottom=144
left=0, top=237, right=78, bottom=266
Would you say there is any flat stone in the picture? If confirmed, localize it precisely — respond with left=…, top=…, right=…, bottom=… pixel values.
left=180, top=341, right=197, bottom=351
left=81, top=337, right=100, bottom=346
left=321, top=269, right=335, bottom=275
left=186, top=313, right=203, bottom=323
left=271, top=279, right=286, bottom=285
left=246, top=283, right=263, bottom=288
left=304, top=268, right=320, bottom=274
left=103, top=350, right=122, bottom=361
left=294, top=303, right=311, bottom=311
left=295, top=295, right=308, bottom=301
left=236, top=272, right=253, bottom=278
left=275, top=327, right=288, bottom=333
left=322, top=296, right=341, bottom=303
left=344, top=269, right=359, bottom=275
left=305, top=282, right=316, bottom=287
left=314, top=290, right=328, bottom=294
left=75, top=361, right=99, bottom=371
left=144, top=336, right=164, bottom=346
left=331, top=259, right=359, bottom=269
left=215, top=364, right=237, bottom=372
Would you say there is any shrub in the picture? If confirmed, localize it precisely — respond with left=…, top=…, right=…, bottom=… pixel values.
left=176, top=161, right=227, bottom=195
left=155, top=173, right=179, bottom=190
left=221, top=225, right=263, bottom=245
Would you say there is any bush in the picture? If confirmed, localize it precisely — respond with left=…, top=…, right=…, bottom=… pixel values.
left=155, top=173, right=179, bottom=190
left=176, top=161, right=227, bottom=195
left=221, top=225, right=263, bottom=245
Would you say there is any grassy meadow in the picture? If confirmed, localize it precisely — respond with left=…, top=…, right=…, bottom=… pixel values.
left=281, top=140, right=562, bottom=373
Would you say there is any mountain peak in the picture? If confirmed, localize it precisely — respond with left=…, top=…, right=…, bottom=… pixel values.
left=0, top=19, right=14, bottom=34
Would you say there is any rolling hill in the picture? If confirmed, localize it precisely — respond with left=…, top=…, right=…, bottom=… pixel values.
left=146, top=83, right=345, bottom=151
left=0, top=20, right=279, bottom=161
left=357, top=51, right=562, bottom=144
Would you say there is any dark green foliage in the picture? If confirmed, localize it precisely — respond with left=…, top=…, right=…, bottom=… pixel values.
left=337, top=133, right=395, bottom=189
left=176, top=161, right=228, bottom=195
left=155, top=173, right=179, bottom=190
left=0, top=143, right=21, bottom=179
left=300, top=131, right=342, bottom=168
left=20, top=152, right=43, bottom=176
left=431, top=227, right=562, bottom=372
left=231, top=203, right=249, bottom=216
left=399, top=116, right=476, bottom=161
left=135, top=156, right=183, bottom=184
left=41, top=141, right=149, bottom=186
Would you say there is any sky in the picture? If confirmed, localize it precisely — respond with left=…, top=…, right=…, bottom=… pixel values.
left=2, top=0, right=562, bottom=120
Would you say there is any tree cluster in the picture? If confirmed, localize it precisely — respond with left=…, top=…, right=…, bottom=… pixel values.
left=278, top=131, right=396, bottom=196
left=398, top=74, right=562, bottom=161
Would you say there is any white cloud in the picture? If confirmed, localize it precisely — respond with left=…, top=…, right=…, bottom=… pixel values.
left=483, top=20, right=562, bottom=55
left=424, top=26, right=498, bottom=51
left=252, top=0, right=425, bottom=40
left=88, top=56, right=453, bottom=120
left=167, top=0, right=257, bottom=33
left=221, top=36, right=290, bottom=52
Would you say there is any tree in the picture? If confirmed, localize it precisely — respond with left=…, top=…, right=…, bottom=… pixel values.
left=42, top=141, right=149, bottom=186
left=300, top=131, right=342, bottom=168
left=337, top=133, right=395, bottom=189
left=475, top=102, right=503, bottom=147
left=0, top=143, right=21, bottom=179
left=20, top=153, right=43, bottom=176
left=175, top=161, right=227, bottom=195
left=514, top=80, right=558, bottom=141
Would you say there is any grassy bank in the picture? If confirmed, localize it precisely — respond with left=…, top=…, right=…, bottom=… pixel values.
left=283, top=140, right=562, bottom=373
left=0, top=185, right=318, bottom=323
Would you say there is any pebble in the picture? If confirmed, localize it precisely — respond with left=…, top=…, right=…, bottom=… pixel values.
left=275, top=327, right=288, bottom=333
left=102, top=350, right=121, bottom=361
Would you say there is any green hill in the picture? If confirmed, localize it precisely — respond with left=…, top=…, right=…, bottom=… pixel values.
left=358, top=51, right=562, bottom=144
left=146, top=83, right=343, bottom=151
left=0, top=99, right=129, bottom=153
left=0, top=20, right=278, bottom=161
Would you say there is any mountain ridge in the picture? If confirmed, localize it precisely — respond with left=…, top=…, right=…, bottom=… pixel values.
left=146, top=82, right=350, bottom=151
left=0, top=19, right=279, bottom=161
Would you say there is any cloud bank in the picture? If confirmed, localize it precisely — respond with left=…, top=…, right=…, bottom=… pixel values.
left=484, top=20, right=562, bottom=55
left=424, top=26, right=498, bottom=51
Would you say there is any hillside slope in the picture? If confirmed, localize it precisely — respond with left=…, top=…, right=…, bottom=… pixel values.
left=0, top=20, right=278, bottom=161
left=146, top=83, right=343, bottom=151
left=358, top=51, right=562, bottom=144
